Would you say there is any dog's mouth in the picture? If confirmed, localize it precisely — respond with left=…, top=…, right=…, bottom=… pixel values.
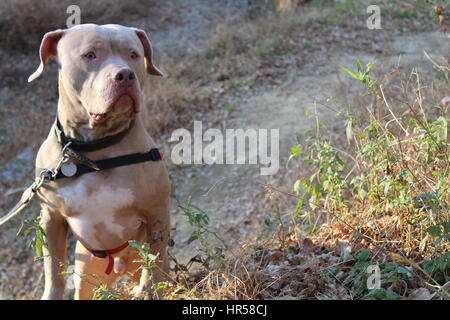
left=89, top=94, right=136, bottom=123
left=89, top=112, right=106, bottom=122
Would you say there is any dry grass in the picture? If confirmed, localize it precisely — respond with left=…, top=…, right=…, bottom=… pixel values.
left=0, top=0, right=163, bottom=51
left=163, top=235, right=354, bottom=300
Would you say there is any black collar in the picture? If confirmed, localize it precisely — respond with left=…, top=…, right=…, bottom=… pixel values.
left=54, top=117, right=133, bottom=152
left=52, top=148, right=162, bottom=180
left=37, top=118, right=162, bottom=180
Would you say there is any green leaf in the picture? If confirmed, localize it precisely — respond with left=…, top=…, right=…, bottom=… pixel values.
left=441, top=221, right=450, bottom=233
left=426, top=225, right=441, bottom=237
left=397, top=266, right=409, bottom=275
left=128, top=240, right=141, bottom=249
left=356, top=249, right=371, bottom=262
left=436, top=116, right=447, bottom=141
left=35, top=236, right=43, bottom=257
left=343, top=252, right=354, bottom=262
left=341, top=66, right=361, bottom=81
left=293, top=180, right=302, bottom=194
left=148, top=253, right=158, bottom=261
left=385, top=289, right=400, bottom=300
left=365, top=288, right=386, bottom=299
left=286, top=145, right=302, bottom=169
left=291, top=145, right=301, bottom=157
left=356, top=60, right=362, bottom=74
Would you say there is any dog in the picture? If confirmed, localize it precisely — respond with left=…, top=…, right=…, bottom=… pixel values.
left=28, top=24, right=171, bottom=300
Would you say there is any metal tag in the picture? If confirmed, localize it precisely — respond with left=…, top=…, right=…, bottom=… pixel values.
left=61, top=162, right=77, bottom=177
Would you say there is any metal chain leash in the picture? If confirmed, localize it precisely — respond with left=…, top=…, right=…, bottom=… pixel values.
left=0, top=142, right=72, bottom=227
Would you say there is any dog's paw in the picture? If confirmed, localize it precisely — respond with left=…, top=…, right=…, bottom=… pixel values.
left=41, top=288, right=64, bottom=300
left=131, top=285, right=150, bottom=300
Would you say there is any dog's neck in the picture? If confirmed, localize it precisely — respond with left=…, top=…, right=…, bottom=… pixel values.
left=57, top=80, right=135, bottom=142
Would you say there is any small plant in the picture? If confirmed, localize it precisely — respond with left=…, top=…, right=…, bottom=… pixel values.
left=342, top=249, right=374, bottom=297
left=324, top=249, right=412, bottom=299
left=341, top=60, right=377, bottom=91
left=20, top=213, right=47, bottom=259
left=426, top=221, right=450, bottom=246
left=423, top=253, right=449, bottom=284
left=128, top=240, right=171, bottom=300
left=289, top=134, right=346, bottom=225
left=179, top=203, right=227, bottom=270
left=129, top=241, right=160, bottom=271
left=93, top=284, right=122, bottom=300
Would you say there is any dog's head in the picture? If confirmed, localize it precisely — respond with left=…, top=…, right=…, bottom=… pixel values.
left=29, top=24, right=162, bottom=128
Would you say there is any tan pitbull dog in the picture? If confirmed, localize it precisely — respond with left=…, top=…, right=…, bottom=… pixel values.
left=28, top=24, right=171, bottom=300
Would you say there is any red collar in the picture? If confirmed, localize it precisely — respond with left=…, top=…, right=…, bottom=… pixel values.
left=90, top=241, right=130, bottom=275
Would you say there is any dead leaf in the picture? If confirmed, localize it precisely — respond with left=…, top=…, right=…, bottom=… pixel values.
left=436, top=5, right=446, bottom=32
left=266, top=250, right=283, bottom=262
left=441, top=96, right=450, bottom=107
left=302, top=238, right=315, bottom=253
left=390, top=252, right=411, bottom=265
left=335, top=239, right=352, bottom=259
left=409, top=288, right=432, bottom=300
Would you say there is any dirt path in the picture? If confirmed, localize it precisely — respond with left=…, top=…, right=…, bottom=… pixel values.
left=165, top=29, right=449, bottom=263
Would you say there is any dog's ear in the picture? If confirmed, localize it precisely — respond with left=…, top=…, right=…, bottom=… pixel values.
left=28, top=29, right=65, bottom=82
left=133, top=28, right=163, bottom=77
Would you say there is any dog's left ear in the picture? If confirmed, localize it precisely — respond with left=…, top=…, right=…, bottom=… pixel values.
left=28, top=29, right=66, bottom=82
left=133, top=28, right=163, bottom=77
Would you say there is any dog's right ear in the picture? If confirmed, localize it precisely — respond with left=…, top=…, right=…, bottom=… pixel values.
left=28, top=29, right=65, bottom=82
left=133, top=28, right=163, bottom=77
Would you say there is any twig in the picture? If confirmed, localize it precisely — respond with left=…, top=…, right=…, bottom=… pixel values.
left=380, top=85, right=407, bottom=134
left=430, top=280, right=450, bottom=299
left=31, top=269, right=44, bottom=298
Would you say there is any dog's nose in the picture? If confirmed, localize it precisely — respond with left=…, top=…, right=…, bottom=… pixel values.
left=114, top=68, right=135, bottom=84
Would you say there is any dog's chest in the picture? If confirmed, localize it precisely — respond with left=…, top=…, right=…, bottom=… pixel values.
left=56, top=173, right=145, bottom=249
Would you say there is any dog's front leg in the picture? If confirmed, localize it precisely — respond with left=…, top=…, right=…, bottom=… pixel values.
left=133, top=207, right=170, bottom=299
left=40, top=207, right=68, bottom=300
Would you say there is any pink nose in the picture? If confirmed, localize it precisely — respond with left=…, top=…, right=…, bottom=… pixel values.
left=114, top=68, right=135, bottom=84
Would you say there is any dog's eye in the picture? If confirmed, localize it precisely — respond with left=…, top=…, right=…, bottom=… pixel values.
left=130, top=52, right=138, bottom=59
left=84, top=51, right=96, bottom=60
